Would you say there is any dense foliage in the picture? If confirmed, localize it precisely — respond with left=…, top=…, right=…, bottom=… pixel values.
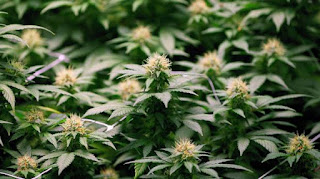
left=0, top=0, right=320, bottom=178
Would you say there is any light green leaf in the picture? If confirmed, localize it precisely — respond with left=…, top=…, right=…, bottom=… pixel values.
left=0, top=84, right=15, bottom=111
left=271, top=12, right=285, bottom=32
left=134, top=163, right=148, bottom=179
left=41, top=1, right=73, bottom=14
left=160, top=28, right=175, bottom=55
left=74, top=150, right=99, bottom=162
left=249, top=75, right=267, bottom=93
left=183, top=120, right=203, bottom=136
left=237, top=138, right=250, bottom=156
left=57, top=153, right=75, bottom=175
left=254, top=139, right=278, bottom=153
left=154, top=92, right=172, bottom=108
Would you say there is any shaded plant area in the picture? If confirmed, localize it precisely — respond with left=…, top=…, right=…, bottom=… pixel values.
left=0, top=0, right=320, bottom=178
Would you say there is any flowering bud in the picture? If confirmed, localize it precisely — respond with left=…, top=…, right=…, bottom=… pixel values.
left=263, top=38, right=286, bottom=56
left=143, top=53, right=171, bottom=76
left=25, top=108, right=45, bottom=123
left=55, top=68, right=77, bottom=87
left=226, top=78, right=249, bottom=98
left=198, top=51, right=221, bottom=73
left=62, top=114, right=87, bottom=135
left=100, top=168, right=119, bottom=179
left=188, top=0, right=210, bottom=15
left=132, top=26, right=151, bottom=43
left=17, top=155, right=37, bottom=171
left=21, top=29, right=43, bottom=48
left=174, top=138, right=196, bottom=160
left=118, top=79, right=141, bottom=99
left=286, top=134, right=313, bottom=154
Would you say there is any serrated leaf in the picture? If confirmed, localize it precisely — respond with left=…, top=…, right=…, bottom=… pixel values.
left=262, top=152, right=286, bottom=163
left=249, top=75, right=266, bottom=93
left=0, top=84, right=15, bottom=111
left=41, top=1, right=73, bottom=14
left=238, top=138, right=250, bottom=156
left=74, top=150, right=98, bottom=162
left=57, top=153, right=75, bottom=175
left=254, top=139, right=278, bottom=153
left=271, top=12, right=285, bottom=32
left=134, top=163, right=148, bottom=179
left=154, top=92, right=171, bottom=108
left=183, top=120, right=203, bottom=136
left=170, top=162, right=182, bottom=175
left=0, top=24, right=53, bottom=35
left=160, top=28, right=175, bottom=55
left=79, top=137, right=88, bottom=149
left=83, top=102, right=124, bottom=117
left=233, top=109, right=245, bottom=118
left=267, top=74, right=288, bottom=89
left=184, top=162, right=193, bottom=173
left=143, top=144, right=153, bottom=157
left=201, top=168, right=219, bottom=178
left=148, top=164, right=171, bottom=175
left=109, top=107, right=134, bottom=119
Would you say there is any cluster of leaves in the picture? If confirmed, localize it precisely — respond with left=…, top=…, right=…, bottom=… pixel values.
left=1, top=0, right=320, bottom=178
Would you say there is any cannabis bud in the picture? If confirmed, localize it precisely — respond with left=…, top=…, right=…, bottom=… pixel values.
left=100, top=168, right=119, bottom=179
left=55, top=68, right=77, bottom=87
left=263, top=38, right=286, bottom=56
left=188, top=0, right=210, bottom=15
left=132, top=26, right=151, bottom=43
left=17, top=155, right=37, bottom=171
left=286, top=134, right=313, bottom=154
left=198, top=51, right=221, bottom=73
left=8, top=60, right=25, bottom=73
left=143, top=53, right=171, bottom=76
left=25, top=108, right=45, bottom=123
left=226, top=78, right=249, bottom=98
left=174, top=138, right=196, bottom=160
left=61, top=114, right=87, bottom=134
left=118, top=79, right=141, bottom=99
left=21, top=29, right=43, bottom=48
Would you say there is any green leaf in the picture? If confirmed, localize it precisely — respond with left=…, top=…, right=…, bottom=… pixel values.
left=262, top=152, right=286, bottom=163
left=83, top=102, right=124, bottom=117
left=201, top=168, right=219, bottom=178
left=74, top=150, right=99, bottom=162
left=238, top=138, right=250, bottom=156
left=232, top=39, right=249, bottom=53
left=254, top=139, right=278, bottom=153
left=38, top=151, right=66, bottom=162
left=80, top=137, right=88, bottom=149
left=134, top=163, right=148, bottom=179
left=233, top=109, right=245, bottom=118
left=271, top=12, right=285, bottom=32
left=147, top=164, right=171, bottom=175
left=0, top=24, right=53, bottom=35
left=249, top=75, right=267, bottom=93
left=287, top=156, right=295, bottom=167
left=57, top=153, right=75, bottom=175
left=209, top=164, right=252, bottom=172
left=183, top=120, right=203, bottom=136
left=1, top=34, right=28, bottom=46
left=109, top=107, right=134, bottom=119
left=143, top=144, right=153, bottom=157
left=132, top=0, right=144, bottom=12
left=44, top=133, right=57, bottom=148
left=267, top=74, right=288, bottom=89
left=160, top=28, right=175, bottom=55
left=0, top=84, right=15, bottom=111
left=170, top=162, right=182, bottom=175
left=184, top=161, right=193, bottom=173
left=41, top=1, right=73, bottom=14
left=154, top=92, right=172, bottom=108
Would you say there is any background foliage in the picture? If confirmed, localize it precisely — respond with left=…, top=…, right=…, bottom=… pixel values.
left=1, top=0, right=320, bottom=178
